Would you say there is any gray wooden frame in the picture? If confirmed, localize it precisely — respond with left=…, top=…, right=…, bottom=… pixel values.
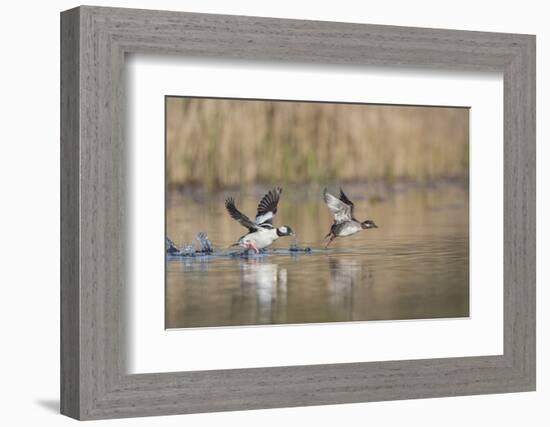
left=60, top=5, right=536, bottom=420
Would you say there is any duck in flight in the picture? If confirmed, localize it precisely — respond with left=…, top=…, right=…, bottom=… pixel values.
left=225, top=187, right=295, bottom=253
left=323, top=188, right=378, bottom=248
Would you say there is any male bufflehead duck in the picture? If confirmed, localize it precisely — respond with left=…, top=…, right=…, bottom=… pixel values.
left=323, top=188, right=378, bottom=248
left=225, top=187, right=295, bottom=253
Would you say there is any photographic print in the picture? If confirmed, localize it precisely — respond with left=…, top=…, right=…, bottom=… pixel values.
left=165, top=97, right=469, bottom=329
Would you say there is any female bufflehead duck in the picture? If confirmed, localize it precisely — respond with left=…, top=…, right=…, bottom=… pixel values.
left=225, top=187, right=295, bottom=253
left=323, top=188, right=378, bottom=248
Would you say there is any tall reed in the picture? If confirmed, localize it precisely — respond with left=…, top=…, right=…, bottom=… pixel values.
left=166, top=97, right=469, bottom=191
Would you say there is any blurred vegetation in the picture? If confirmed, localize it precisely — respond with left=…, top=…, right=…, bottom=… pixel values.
left=166, top=97, right=469, bottom=191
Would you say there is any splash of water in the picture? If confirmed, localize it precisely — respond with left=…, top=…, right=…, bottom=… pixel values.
left=167, top=231, right=313, bottom=257
left=166, top=238, right=181, bottom=255
left=289, top=235, right=312, bottom=253
left=181, top=243, right=195, bottom=256
left=196, top=231, right=213, bottom=254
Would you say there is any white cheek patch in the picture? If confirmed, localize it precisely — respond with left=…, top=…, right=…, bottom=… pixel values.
left=279, top=226, right=287, bottom=234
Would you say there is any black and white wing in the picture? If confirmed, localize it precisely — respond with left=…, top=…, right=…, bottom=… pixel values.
left=225, top=197, right=261, bottom=232
left=338, top=188, right=356, bottom=219
left=255, top=187, right=282, bottom=228
left=323, top=188, right=352, bottom=224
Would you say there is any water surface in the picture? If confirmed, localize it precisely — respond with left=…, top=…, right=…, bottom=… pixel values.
left=166, top=183, right=469, bottom=328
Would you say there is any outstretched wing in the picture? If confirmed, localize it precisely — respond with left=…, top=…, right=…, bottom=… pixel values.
left=339, top=188, right=356, bottom=219
left=225, top=197, right=261, bottom=232
left=323, top=188, right=352, bottom=224
left=255, top=187, right=282, bottom=228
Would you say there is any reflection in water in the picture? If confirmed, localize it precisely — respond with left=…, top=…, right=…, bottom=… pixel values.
left=240, top=260, right=287, bottom=324
left=328, top=258, right=362, bottom=321
left=166, top=184, right=469, bottom=328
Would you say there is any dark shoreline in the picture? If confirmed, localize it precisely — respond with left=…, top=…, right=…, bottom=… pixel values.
left=167, top=177, right=469, bottom=205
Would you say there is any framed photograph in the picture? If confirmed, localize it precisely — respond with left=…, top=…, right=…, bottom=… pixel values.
left=61, top=6, right=535, bottom=420
left=164, top=96, right=469, bottom=329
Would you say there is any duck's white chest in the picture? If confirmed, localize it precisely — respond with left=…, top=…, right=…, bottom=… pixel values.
left=240, top=229, right=279, bottom=249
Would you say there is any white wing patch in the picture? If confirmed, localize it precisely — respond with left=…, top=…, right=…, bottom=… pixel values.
left=255, top=211, right=273, bottom=226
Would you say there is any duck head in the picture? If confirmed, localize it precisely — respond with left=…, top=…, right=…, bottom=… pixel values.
left=276, top=225, right=295, bottom=237
left=361, top=220, right=378, bottom=229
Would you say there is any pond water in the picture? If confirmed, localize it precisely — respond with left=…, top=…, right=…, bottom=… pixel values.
left=166, top=183, right=469, bottom=328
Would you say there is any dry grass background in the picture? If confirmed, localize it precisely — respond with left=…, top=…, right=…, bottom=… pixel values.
left=166, top=97, right=469, bottom=191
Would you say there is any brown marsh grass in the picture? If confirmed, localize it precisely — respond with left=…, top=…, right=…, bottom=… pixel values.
left=166, top=97, right=469, bottom=191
